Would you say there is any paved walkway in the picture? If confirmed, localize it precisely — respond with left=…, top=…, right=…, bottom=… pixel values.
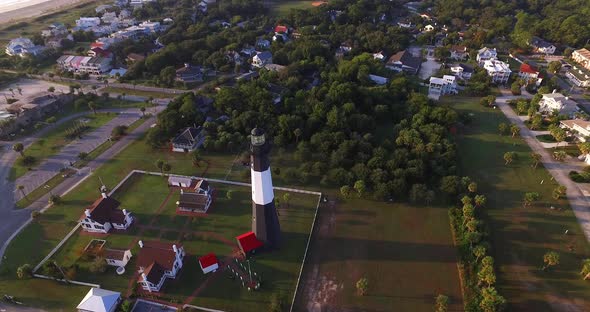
left=495, top=90, right=590, bottom=241
left=14, top=110, right=142, bottom=200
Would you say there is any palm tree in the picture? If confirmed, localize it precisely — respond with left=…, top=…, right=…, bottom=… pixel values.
left=580, top=259, right=590, bottom=280
left=530, top=153, right=542, bottom=168
left=468, top=182, right=477, bottom=193
left=356, top=277, right=368, bottom=296
left=294, top=128, right=302, bottom=144
left=88, top=101, right=97, bottom=115
left=13, top=142, right=24, bottom=157
left=542, top=251, right=560, bottom=271
left=435, top=294, right=449, bottom=312
left=474, top=194, right=486, bottom=207
left=9, top=88, right=14, bottom=96
left=503, top=151, right=516, bottom=165
left=510, top=124, right=520, bottom=137
left=523, top=192, right=540, bottom=207
left=155, top=159, right=165, bottom=174
left=17, top=185, right=26, bottom=200
left=473, top=245, right=487, bottom=262
left=140, top=106, right=146, bottom=117
left=553, top=150, right=567, bottom=161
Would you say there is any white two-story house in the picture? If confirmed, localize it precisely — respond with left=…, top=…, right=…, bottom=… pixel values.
left=482, top=59, right=511, bottom=84
left=538, top=92, right=579, bottom=116
left=428, top=75, right=458, bottom=100
left=136, top=241, right=185, bottom=292
left=79, top=193, right=134, bottom=233
left=476, top=47, right=497, bottom=65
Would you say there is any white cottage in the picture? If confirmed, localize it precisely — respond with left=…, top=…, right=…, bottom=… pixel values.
left=79, top=194, right=133, bottom=234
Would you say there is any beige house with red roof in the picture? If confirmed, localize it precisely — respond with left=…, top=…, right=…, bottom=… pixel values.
left=79, top=194, right=133, bottom=234
left=176, top=179, right=213, bottom=213
left=518, top=63, right=543, bottom=86
left=450, top=45, right=468, bottom=60
left=136, top=241, right=185, bottom=292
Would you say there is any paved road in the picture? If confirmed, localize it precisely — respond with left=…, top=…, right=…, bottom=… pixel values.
left=495, top=90, right=590, bottom=241
left=14, top=109, right=141, bottom=201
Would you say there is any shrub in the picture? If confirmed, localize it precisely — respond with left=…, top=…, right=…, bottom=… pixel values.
left=19, top=155, right=36, bottom=166
left=16, top=264, right=32, bottom=279
left=111, top=125, right=128, bottom=139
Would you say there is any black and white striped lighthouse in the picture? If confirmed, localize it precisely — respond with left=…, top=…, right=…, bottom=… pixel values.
left=250, top=127, right=281, bottom=248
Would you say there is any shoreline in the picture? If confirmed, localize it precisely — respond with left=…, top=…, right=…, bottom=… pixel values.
left=0, top=0, right=96, bottom=26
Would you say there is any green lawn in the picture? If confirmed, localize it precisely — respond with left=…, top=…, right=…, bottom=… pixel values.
left=0, top=149, right=317, bottom=311
left=12, top=112, right=117, bottom=179
left=449, top=96, right=590, bottom=311
left=267, top=0, right=316, bottom=16
left=102, top=87, right=174, bottom=99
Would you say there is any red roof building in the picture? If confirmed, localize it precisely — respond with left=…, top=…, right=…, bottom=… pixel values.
left=519, top=63, right=543, bottom=86
left=88, top=47, right=112, bottom=58
left=236, top=231, right=264, bottom=254
left=198, top=253, right=219, bottom=274
left=274, top=25, right=288, bottom=34
left=136, top=241, right=185, bottom=292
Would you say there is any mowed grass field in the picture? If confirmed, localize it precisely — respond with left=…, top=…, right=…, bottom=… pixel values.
left=294, top=196, right=463, bottom=311
left=267, top=0, right=317, bottom=16
left=450, top=96, right=590, bottom=311
left=12, top=112, right=117, bottom=179
left=0, top=135, right=318, bottom=311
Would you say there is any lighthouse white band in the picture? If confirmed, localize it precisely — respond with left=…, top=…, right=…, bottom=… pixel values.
left=251, top=167, right=274, bottom=205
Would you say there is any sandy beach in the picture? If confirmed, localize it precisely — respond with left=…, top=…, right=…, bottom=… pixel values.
left=0, top=0, right=93, bottom=25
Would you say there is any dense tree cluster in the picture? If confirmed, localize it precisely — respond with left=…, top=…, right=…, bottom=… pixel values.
left=428, top=0, right=590, bottom=47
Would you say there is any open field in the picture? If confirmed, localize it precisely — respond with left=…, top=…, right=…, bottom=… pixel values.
left=267, top=0, right=316, bottom=16
left=12, top=112, right=117, bottom=179
left=295, top=197, right=463, bottom=311
left=102, top=87, right=174, bottom=99
left=450, top=96, right=590, bottom=311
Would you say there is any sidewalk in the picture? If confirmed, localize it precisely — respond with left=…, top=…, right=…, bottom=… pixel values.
left=14, top=110, right=141, bottom=200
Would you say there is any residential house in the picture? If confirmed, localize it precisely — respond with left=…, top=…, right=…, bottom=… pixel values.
left=171, top=126, right=206, bottom=152
left=76, top=288, right=120, bottom=312
left=126, top=53, right=145, bottom=63
left=41, top=23, right=67, bottom=38
left=76, top=17, right=101, bottom=30
left=368, top=74, right=389, bottom=85
left=136, top=241, right=184, bottom=292
left=450, top=63, right=474, bottom=80
left=104, top=249, right=132, bottom=267
left=176, top=64, right=205, bottom=83
left=225, top=51, right=242, bottom=65
left=566, top=65, right=590, bottom=88
left=476, top=47, right=497, bottom=64
left=560, top=119, right=590, bottom=142
left=423, top=24, right=435, bottom=32
left=199, top=253, right=219, bottom=274
left=529, top=36, right=556, bottom=55
left=101, top=12, right=119, bottom=25
left=450, top=45, right=468, bottom=60
left=0, top=92, right=71, bottom=135
left=138, top=21, right=163, bottom=33
left=538, top=92, right=579, bottom=116
left=176, top=186, right=213, bottom=213
left=168, top=176, right=193, bottom=188
left=572, top=48, right=590, bottom=71
left=130, top=0, right=156, bottom=7
left=256, top=38, right=271, bottom=49
left=108, top=68, right=127, bottom=77
left=5, top=38, right=43, bottom=57
left=264, top=63, right=286, bottom=73
left=57, top=55, right=112, bottom=75
left=274, top=25, right=289, bottom=34
left=386, top=50, right=422, bottom=74
left=518, top=63, right=543, bottom=86
left=252, top=51, right=273, bottom=68
left=79, top=193, right=134, bottom=234
left=241, top=46, right=257, bottom=57
left=428, top=75, right=457, bottom=100
left=273, top=33, right=288, bottom=42
left=372, top=51, right=386, bottom=61
left=335, top=43, right=352, bottom=58
left=482, top=59, right=511, bottom=84
left=88, top=47, right=112, bottom=58
left=397, top=20, right=413, bottom=29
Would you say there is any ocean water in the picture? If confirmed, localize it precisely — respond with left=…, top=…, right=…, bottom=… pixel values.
left=0, top=0, right=54, bottom=14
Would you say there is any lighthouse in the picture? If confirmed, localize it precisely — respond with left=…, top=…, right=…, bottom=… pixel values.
left=250, top=127, right=281, bottom=248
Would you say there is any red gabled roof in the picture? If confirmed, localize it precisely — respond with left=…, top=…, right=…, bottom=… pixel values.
left=90, top=47, right=112, bottom=58
left=275, top=25, right=288, bottom=33
left=90, top=42, right=103, bottom=48
left=520, top=63, right=539, bottom=74
left=198, top=253, right=218, bottom=268
left=236, top=231, right=263, bottom=253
